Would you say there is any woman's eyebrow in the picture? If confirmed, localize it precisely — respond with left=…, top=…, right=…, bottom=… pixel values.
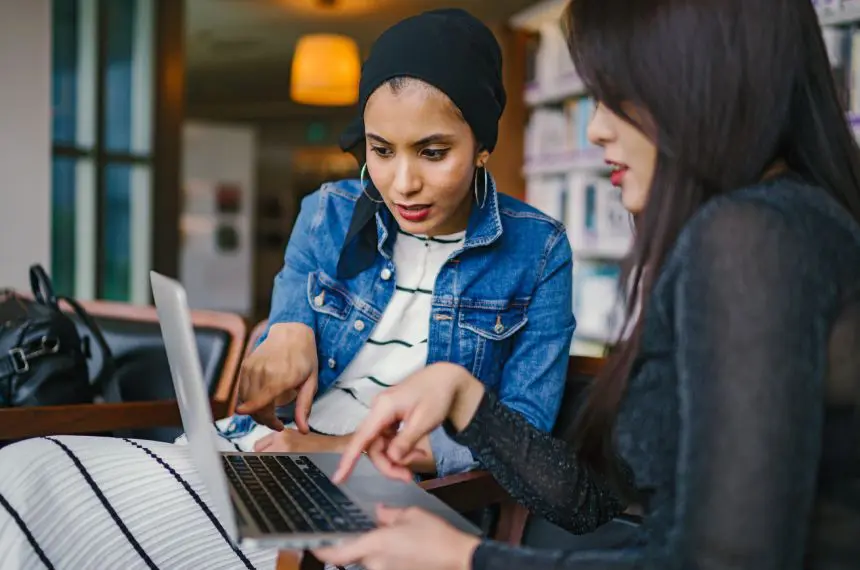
left=366, top=133, right=391, bottom=145
left=412, top=133, right=454, bottom=146
left=366, top=132, right=454, bottom=146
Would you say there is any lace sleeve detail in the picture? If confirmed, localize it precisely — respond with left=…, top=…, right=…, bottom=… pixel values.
left=451, top=390, right=626, bottom=534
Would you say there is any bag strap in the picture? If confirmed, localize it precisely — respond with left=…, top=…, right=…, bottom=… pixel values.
left=58, top=295, right=120, bottom=402
left=29, top=264, right=59, bottom=309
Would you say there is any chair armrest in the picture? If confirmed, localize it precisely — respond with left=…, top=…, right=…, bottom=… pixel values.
left=0, top=399, right=229, bottom=440
left=276, top=551, right=301, bottom=570
left=276, top=550, right=336, bottom=570
left=419, top=470, right=511, bottom=513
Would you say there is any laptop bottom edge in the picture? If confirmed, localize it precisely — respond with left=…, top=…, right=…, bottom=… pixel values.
left=239, top=532, right=358, bottom=550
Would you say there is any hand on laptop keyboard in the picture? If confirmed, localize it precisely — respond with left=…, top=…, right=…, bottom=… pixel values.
left=312, top=504, right=479, bottom=570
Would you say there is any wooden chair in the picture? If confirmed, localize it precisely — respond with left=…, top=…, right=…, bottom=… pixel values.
left=0, top=299, right=247, bottom=442
left=246, top=318, right=269, bottom=356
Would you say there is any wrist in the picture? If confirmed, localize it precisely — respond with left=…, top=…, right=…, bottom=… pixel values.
left=448, top=533, right=480, bottom=570
left=268, top=322, right=315, bottom=343
left=446, top=364, right=484, bottom=432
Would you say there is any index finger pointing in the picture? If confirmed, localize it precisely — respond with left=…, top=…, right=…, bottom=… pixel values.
left=334, top=406, right=401, bottom=483
left=235, top=383, right=282, bottom=415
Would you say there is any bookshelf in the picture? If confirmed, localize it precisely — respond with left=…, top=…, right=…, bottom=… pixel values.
left=818, top=1, right=860, bottom=26
left=819, top=2, right=860, bottom=133
left=511, top=0, right=630, bottom=357
left=509, top=0, right=860, bottom=357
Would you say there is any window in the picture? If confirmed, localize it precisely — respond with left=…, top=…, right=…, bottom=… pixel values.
left=51, top=0, right=154, bottom=303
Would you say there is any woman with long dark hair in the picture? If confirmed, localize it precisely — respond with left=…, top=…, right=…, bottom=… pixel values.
left=315, top=0, right=860, bottom=568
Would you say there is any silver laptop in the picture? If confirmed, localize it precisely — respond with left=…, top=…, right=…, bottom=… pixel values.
left=149, top=270, right=479, bottom=549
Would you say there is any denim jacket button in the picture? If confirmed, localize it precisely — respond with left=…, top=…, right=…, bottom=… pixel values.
left=327, top=358, right=337, bottom=369
left=380, top=268, right=392, bottom=281
left=494, top=323, right=505, bottom=334
left=313, top=293, right=325, bottom=307
left=354, top=319, right=366, bottom=332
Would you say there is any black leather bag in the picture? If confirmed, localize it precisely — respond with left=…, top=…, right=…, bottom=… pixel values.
left=0, top=264, right=116, bottom=408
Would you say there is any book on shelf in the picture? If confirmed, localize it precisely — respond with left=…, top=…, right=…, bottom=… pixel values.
left=565, top=175, right=633, bottom=259
left=525, top=17, right=586, bottom=105
left=534, top=22, right=577, bottom=89
left=821, top=19, right=860, bottom=136
left=518, top=8, right=632, bottom=354
left=524, top=98, right=599, bottom=165
left=525, top=175, right=568, bottom=223
left=525, top=172, right=633, bottom=255
left=524, top=32, right=539, bottom=85
left=816, top=0, right=860, bottom=22
left=524, top=172, right=631, bottom=353
left=572, top=261, right=624, bottom=345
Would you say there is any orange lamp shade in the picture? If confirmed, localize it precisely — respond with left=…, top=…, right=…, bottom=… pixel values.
left=290, top=34, right=361, bottom=106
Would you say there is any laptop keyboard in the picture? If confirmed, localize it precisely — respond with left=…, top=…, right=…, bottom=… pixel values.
left=223, top=454, right=376, bottom=534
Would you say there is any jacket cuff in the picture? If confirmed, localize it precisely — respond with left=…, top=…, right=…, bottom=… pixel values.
left=257, top=310, right=316, bottom=348
left=429, top=425, right=479, bottom=478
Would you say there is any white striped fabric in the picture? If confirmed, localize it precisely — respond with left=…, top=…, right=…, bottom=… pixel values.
left=0, top=230, right=465, bottom=569
left=0, top=436, right=277, bottom=570
left=308, top=230, right=464, bottom=436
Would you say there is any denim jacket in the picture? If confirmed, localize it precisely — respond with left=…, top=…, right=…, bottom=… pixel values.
left=254, top=176, right=576, bottom=477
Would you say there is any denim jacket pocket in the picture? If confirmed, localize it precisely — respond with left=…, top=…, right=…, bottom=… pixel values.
left=307, top=271, right=352, bottom=320
left=458, top=302, right=529, bottom=382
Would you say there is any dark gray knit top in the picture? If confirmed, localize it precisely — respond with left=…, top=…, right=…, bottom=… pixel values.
left=453, top=175, right=860, bottom=569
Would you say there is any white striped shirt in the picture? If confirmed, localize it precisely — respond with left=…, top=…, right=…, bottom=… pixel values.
left=307, top=229, right=465, bottom=436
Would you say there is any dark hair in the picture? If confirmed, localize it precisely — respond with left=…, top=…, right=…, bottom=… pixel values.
left=564, top=0, right=860, bottom=485
left=384, top=76, right=425, bottom=94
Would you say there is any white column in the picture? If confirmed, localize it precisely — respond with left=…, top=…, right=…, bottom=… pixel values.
left=0, top=0, right=52, bottom=292
left=74, top=0, right=98, bottom=300
left=129, top=0, right=155, bottom=305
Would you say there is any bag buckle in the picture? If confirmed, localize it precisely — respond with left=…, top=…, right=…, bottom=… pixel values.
left=8, top=348, right=28, bottom=373
left=8, top=337, right=60, bottom=374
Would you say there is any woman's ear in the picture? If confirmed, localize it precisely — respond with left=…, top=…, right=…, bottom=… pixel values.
left=476, top=149, right=490, bottom=167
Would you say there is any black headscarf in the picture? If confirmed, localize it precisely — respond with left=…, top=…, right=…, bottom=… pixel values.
left=336, top=8, right=506, bottom=279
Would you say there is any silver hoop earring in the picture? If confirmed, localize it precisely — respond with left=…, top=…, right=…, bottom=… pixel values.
left=360, top=163, right=383, bottom=204
left=474, top=165, right=488, bottom=209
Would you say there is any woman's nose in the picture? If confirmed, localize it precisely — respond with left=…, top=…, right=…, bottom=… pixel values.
left=391, top=160, right=421, bottom=197
left=587, top=102, right=613, bottom=147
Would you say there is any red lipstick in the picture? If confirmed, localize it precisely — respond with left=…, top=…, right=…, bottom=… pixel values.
left=606, top=160, right=629, bottom=187
left=396, top=204, right=431, bottom=223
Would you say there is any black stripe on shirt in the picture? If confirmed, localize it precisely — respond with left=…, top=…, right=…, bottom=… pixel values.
left=43, top=437, right=159, bottom=570
left=366, top=337, right=428, bottom=348
left=397, top=229, right=462, bottom=244
left=367, top=376, right=392, bottom=388
left=395, top=285, right=433, bottom=295
left=0, top=491, right=55, bottom=569
left=122, top=439, right=256, bottom=570
left=367, top=338, right=413, bottom=348
left=340, top=387, right=369, bottom=408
